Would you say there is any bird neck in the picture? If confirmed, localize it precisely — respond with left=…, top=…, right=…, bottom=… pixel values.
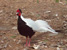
left=20, top=15, right=25, bottom=21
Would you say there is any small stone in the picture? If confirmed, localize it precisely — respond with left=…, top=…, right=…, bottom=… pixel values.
left=58, top=41, right=63, bottom=45
left=0, top=10, right=3, bottom=13
left=12, top=26, right=17, bottom=30
left=33, top=44, right=40, bottom=49
left=17, top=40, right=21, bottom=44
left=38, top=41, right=43, bottom=44
left=3, top=42, right=8, bottom=48
left=13, top=39, right=16, bottom=42
left=44, top=46, right=48, bottom=48
left=50, top=44, right=58, bottom=47
left=65, top=44, right=67, bottom=46
left=57, top=47, right=60, bottom=50
left=30, top=12, right=35, bottom=15
left=57, top=45, right=61, bottom=47
left=9, top=45, right=12, bottom=48
left=57, top=17, right=60, bottom=19
left=3, top=37, right=7, bottom=40
left=59, top=2, right=63, bottom=4
left=42, top=43, right=46, bottom=46
left=63, top=15, right=67, bottom=18
left=1, top=40, right=4, bottom=43
left=24, top=47, right=28, bottom=50
left=45, top=11, right=51, bottom=13
left=55, top=14, right=58, bottom=16
left=37, top=40, right=41, bottom=42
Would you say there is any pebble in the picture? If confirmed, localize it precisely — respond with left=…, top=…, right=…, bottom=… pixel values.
left=17, top=40, right=21, bottom=44
left=13, top=39, right=16, bottom=42
left=50, top=44, right=58, bottom=47
left=1, top=40, right=4, bottom=43
left=3, top=37, right=7, bottom=40
left=9, top=45, right=12, bottom=48
left=3, top=44, right=7, bottom=48
left=57, top=47, right=60, bottom=50
left=3, top=42, right=9, bottom=48
left=0, top=10, right=3, bottom=13
left=38, top=41, right=43, bottom=44
left=12, top=26, right=17, bottom=30
left=44, top=46, right=48, bottom=48
left=63, top=15, right=67, bottom=18
left=30, top=12, right=35, bottom=15
left=45, top=11, right=51, bottom=13
left=37, top=40, right=41, bottom=42
left=33, top=44, right=40, bottom=49
left=24, top=47, right=28, bottom=50
left=57, top=45, right=61, bottom=47
left=55, top=14, right=58, bottom=16
left=65, top=44, right=67, bottom=46
left=57, top=17, right=60, bottom=19
left=38, top=41, right=46, bottom=46
left=58, top=41, right=63, bottom=45
left=24, top=48, right=28, bottom=50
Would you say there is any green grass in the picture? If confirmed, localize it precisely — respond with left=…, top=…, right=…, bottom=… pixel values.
left=11, top=36, right=16, bottom=38
left=55, top=0, right=59, bottom=3
left=66, top=0, right=67, bottom=1
left=65, top=0, right=67, bottom=5
left=36, top=14, right=40, bottom=17
left=43, top=39, right=48, bottom=42
left=37, top=0, right=39, bottom=3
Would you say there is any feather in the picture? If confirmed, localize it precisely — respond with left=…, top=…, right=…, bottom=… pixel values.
left=20, top=15, right=58, bottom=34
left=35, top=20, right=58, bottom=34
left=20, top=15, right=40, bottom=31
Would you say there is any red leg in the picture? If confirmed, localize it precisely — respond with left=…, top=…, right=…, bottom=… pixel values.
left=25, top=37, right=28, bottom=47
left=28, top=38, right=31, bottom=47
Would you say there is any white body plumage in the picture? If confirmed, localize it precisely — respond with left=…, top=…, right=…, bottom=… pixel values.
left=20, top=15, right=58, bottom=34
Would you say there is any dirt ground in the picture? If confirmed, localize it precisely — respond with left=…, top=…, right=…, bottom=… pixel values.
left=0, top=0, right=67, bottom=50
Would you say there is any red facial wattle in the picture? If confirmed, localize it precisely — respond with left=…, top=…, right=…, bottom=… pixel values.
left=16, top=9, right=21, bottom=16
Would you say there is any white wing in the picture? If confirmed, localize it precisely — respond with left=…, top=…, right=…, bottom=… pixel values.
left=21, top=15, right=58, bottom=34
left=20, top=15, right=39, bottom=31
left=24, top=18, right=40, bottom=31
left=35, top=20, right=58, bottom=34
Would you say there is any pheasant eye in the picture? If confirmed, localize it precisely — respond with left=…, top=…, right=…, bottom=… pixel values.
left=16, top=12, right=19, bottom=15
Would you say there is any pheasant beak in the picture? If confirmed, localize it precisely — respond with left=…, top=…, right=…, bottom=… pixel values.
left=16, top=12, right=19, bottom=15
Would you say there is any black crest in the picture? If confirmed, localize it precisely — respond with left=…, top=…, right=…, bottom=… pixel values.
left=19, top=9, right=22, bottom=13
